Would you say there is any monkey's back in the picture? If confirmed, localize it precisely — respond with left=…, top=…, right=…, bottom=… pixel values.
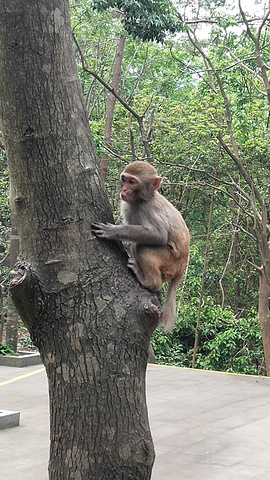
left=121, top=190, right=189, bottom=281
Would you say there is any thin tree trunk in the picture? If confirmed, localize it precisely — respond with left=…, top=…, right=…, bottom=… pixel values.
left=259, top=264, right=270, bottom=375
left=6, top=227, right=19, bottom=352
left=192, top=196, right=213, bottom=368
left=259, top=205, right=270, bottom=375
left=0, top=2, right=157, bottom=478
left=233, top=231, right=240, bottom=313
left=6, top=296, right=18, bottom=352
left=0, top=285, right=3, bottom=342
left=101, top=35, right=126, bottom=180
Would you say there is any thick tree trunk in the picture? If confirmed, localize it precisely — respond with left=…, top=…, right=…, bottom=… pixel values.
left=0, top=1, right=158, bottom=478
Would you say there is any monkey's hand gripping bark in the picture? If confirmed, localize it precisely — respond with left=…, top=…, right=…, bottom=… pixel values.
left=92, top=224, right=142, bottom=277
left=92, top=222, right=119, bottom=240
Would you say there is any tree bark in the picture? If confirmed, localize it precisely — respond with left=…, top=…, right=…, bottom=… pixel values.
left=0, top=1, right=158, bottom=478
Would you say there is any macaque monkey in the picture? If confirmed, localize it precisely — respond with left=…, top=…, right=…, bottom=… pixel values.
left=92, top=161, right=190, bottom=331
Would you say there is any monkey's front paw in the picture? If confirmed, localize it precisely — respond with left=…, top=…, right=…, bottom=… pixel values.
left=92, top=222, right=106, bottom=237
left=92, top=222, right=115, bottom=239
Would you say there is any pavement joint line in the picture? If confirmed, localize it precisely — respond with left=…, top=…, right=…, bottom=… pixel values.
left=0, top=367, right=45, bottom=387
left=149, top=363, right=270, bottom=379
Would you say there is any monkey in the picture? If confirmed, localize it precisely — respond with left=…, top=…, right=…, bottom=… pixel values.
left=92, top=161, right=190, bottom=331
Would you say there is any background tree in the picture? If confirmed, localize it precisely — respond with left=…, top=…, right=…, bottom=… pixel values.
left=174, top=0, right=270, bottom=373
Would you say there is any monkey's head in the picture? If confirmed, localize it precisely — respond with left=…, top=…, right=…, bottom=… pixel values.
left=120, top=161, right=162, bottom=204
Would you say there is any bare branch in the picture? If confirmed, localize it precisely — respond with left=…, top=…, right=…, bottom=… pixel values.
left=218, top=134, right=265, bottom=209
left=169, top=46, right=217, bottom=94
left=219, top=218, right=239, bottom=308
left=72, top=33, right=143, bottom=123
left=73, top=33, right=155, bottom=161
left=0, top=250, right=9, bottom=265
left=238, top=0, right=256, bottom=42
left=232, top=222, right=257, bottom=242
left=239, top=1, right=270, bottom=105
left=225, top=48, right=266, bottom=95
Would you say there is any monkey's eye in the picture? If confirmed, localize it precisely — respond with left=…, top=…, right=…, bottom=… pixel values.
left=129, top=179, right=135, bottom=185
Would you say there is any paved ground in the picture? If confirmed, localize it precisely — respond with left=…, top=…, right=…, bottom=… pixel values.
left=0, top=363, right=270, bottom=480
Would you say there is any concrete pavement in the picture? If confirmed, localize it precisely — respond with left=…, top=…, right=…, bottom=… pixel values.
left=1, top=363, right=270, bottom=479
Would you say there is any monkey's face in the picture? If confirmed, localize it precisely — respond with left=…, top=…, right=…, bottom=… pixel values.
left=120, top=173, right=140, bottom=204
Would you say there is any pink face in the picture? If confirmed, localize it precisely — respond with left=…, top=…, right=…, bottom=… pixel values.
left=120, top=173, right=140, bottom=203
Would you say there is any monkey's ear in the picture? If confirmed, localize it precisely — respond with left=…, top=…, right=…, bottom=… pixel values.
left=150, top=176, right=162, bottom=191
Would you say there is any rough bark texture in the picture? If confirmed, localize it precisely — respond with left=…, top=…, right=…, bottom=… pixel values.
left=0, top=1, right=158, bottom=478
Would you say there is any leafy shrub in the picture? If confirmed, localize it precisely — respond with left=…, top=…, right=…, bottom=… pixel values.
left=19, top=335, right=36, bottom=351
left=0, top=342, right=14, bottom=356
left=151, top=244, right=264, bottom=375
left=151, top=303, right=264, bottom=375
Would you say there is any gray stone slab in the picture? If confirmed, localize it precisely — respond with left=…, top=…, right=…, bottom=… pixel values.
left=0, top=351, right=41, bottom=367
left=0, top=409, right=20, bottom=430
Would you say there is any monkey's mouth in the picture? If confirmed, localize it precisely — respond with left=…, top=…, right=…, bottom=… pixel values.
left=121, top=193, right=133, bottom=203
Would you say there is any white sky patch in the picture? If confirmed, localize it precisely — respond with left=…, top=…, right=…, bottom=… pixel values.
left=232, top=0, right=269, bottom=14
left=179, top=0, right=270, bottom=39
left=218, top=0, right=269, bottom=18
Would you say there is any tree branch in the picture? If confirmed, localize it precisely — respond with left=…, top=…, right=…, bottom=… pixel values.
left=239, top=1, right=270, bottom=105
left=218, top=134, right=265, bottom=209
left=72, top=33, right=142, bottom=123
left=73, top=33, right=155, bottom=161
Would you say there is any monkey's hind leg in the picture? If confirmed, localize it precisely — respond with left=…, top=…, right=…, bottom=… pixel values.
left=127, top=258, right=163, bottom=292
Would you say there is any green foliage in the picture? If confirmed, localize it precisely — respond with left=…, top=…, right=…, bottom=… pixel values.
left=17, top=320, right=36, bottom=351
left=151, top=244, right=264, bottom=375
left=0, top=342, right=14, bottom=356
left=70, top=2, right=268, bottom=376
left=93, top=0, right=181, bottom=42
left=0, top=151, right=10, bottom=277
left=19, top=335, right=36, bottom=351
left=152, top=305, right=264, bottom=375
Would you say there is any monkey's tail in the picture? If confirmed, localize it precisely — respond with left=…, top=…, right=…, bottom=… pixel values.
left=159, top=274, right=182, bottom=332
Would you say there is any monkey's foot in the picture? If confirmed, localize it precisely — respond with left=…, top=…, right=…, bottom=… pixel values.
left=127, top=258, right=140, bottom=276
